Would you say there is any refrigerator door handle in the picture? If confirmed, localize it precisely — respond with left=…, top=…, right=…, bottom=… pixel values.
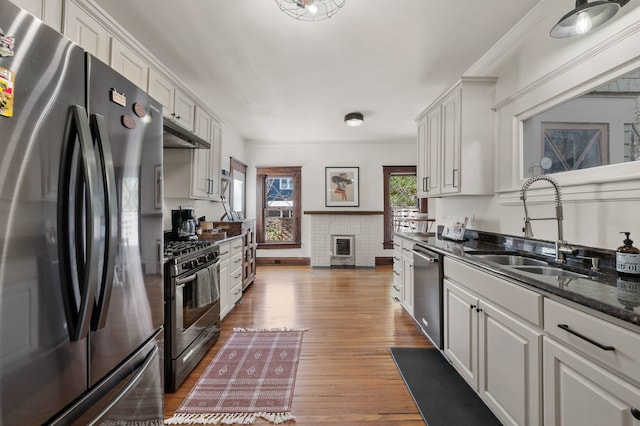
left=57, top=105, right=100, bottom=341
left=90, top=113, right=118, bottom=330
left=87, top=345, right=159, bottom=426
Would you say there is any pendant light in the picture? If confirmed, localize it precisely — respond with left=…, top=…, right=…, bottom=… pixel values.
left=550, top=0, right=629, bottom=38
left=344, top=112, right=364, bottom=127
left=275, top=0, right=345, bottom=22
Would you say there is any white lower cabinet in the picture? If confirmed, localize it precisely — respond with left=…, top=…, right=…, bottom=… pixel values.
left=401, top=239, right=414, bottom=317
left=543, top=298, right=640, bottom=426
left=444, top=258, right=543, bottom=426
left=543, top=336, right=640, bottom=426
left=392, top=240, right=402, bottom=301
left=219, top=237, right=243, bottom=320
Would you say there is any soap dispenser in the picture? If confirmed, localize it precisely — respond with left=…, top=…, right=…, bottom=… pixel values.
left=616, top=232, right=640, bottom=277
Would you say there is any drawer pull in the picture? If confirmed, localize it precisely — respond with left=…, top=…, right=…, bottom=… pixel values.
left=557, top=324, right=615, bottom=351
left=393, top=286, right=400, bottom=291
left=631, top=408, right=640, bottom=420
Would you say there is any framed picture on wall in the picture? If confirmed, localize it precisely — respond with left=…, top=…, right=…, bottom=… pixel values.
left=325, top=167, right=359, bottom=207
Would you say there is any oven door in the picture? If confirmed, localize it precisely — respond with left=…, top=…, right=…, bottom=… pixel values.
left=171, top=259, right=220, bottom=357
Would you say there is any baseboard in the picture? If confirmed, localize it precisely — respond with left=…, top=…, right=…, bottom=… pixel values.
left=256, top=257, right=310, bottom=266
left=257, top=257, right=393, bottom=266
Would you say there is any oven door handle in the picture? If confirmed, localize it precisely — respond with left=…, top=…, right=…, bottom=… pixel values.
left=176, top=274, right=197, bottom=286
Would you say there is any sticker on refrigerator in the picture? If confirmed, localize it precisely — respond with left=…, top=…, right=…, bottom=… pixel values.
left=110, top=88, right=126, bottom=107
left=0, top=66, right=15, bottom=117
left=0, top=27, right=15, bottom=57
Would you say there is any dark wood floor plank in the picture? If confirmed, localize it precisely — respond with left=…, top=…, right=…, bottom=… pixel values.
left=164, top=265, right=431, bottom=424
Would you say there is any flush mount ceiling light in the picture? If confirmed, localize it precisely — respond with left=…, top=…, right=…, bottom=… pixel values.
left=550, top=0, right=630, bottom=38
left=275, top=0, right=345, bottom=21
left=344, top=112, right=364, bottom=127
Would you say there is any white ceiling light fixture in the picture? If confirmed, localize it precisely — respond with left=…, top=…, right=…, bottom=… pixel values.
left=275, top=0, right=345, bottom=21
left=550, top=0, right=629, bottom=38
left=344, top=112, right=364, bottom=127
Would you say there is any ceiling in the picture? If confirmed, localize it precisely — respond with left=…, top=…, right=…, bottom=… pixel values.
left=94, top=0, right=541, bottom=144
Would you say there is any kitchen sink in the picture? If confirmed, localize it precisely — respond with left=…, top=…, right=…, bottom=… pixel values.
left=469, top=253, right=592, bottom=279
left=509, top=265, right=588, bottom=278
left=470, top=253, right=548, bottom=266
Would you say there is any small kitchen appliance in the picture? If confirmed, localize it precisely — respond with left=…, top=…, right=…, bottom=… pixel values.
left=172, top=208, right=198, bottom=240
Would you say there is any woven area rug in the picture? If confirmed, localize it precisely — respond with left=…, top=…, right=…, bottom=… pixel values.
left=165, top=328, right=306, bottom=425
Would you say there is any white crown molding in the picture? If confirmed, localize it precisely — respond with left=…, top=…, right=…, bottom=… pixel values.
left=69, top=0, right=226, bottom=124
left=493, top=8, right=640, bottom=110
left=465, top=0, right=560, bottom=77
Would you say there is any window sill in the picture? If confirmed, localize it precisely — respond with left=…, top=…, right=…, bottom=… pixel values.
left=258, top=242, right=302, bottom=249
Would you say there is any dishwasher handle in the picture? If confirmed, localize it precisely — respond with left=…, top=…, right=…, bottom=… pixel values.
left=412, top=247, right=440, bottom=264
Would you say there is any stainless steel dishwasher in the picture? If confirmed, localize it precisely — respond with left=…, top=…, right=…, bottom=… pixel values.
left=412, top=244, right=443, bottom=349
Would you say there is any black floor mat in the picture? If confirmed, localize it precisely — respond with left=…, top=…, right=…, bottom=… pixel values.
left=390, top=347, right=502, bottom=426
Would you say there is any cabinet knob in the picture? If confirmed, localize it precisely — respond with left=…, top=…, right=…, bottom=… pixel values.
left=631, top=408, right=640, bottom=420
left=476, top=307, right=482, bottom=313
left=470, top=304, right=477, bottom=310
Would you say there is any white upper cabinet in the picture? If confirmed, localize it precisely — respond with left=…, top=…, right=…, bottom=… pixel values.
left=110, top=38, right=148, bottom=90
left=417, top=77, right=497, bottom=197
left=148, top=68, right=195, bottom=131
left=192, top=108, right=216, bottom=200
left=64, top=0, right=110, bottom=64
left=12, top=0, right=63, bottom=31
left=417, top=106, right=442, bottom=197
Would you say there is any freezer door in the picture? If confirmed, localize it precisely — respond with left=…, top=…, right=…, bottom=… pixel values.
left=48, top=329, right=165, bottom=425
left=0, top=2, right=90, bottom=424
left=86, top=55, right=164, bottom=385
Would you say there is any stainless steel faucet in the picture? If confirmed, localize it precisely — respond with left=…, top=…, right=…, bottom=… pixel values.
left=520, top=175, right=576, bottom=263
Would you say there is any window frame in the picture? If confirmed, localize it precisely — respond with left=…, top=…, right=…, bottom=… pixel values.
left=256, top=166, right=302, bottom=249
left=383, top=165, right=426, bottom=249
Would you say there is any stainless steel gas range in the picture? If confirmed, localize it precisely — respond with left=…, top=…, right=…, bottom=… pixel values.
left=164, top=240, right=221, bottom=392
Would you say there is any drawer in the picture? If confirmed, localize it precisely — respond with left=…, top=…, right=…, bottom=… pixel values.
left=231, top=238, right=243, bottom=253
left=218, top=242, right=231, bottom=261
left=231, top=264, right=242, bottom=289
left=230, top=280, right=242, bottom=304
left=231, top=252, right=243, bottom=270
left=544, top=298, right=640, bottom=383
left=444, top=257, right=543, bottom=327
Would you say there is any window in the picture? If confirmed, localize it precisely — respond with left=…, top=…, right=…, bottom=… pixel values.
left=229, top=158, right=247, bottom=219
left=383, top=166, right=426, bottom=249
left=256, top=166, right=301, bottom=248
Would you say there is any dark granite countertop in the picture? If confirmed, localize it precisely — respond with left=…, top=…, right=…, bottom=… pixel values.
left=396, top=230, right=640, bottom=330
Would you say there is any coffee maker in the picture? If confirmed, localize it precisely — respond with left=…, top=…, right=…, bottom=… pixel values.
left=171, top=207, right=197, bottom=240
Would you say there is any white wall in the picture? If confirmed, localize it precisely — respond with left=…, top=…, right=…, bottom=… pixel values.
left=435, top=0, right=640, bottom=250
left=245, top=139, right=416, bottom=259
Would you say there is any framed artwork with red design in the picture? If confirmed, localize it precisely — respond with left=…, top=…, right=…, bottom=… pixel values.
left=325, top=167, right=359, bottom=207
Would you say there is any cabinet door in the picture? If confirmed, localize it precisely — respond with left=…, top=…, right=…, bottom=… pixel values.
left=443, top=279, right=478, bottom=389
left=208, top=120, right=223, bottom=199
left=441, top=88, right=461, bottom=194
left=543, top=336, right=640, bottom=426
left=110, top=38, right=148, bottom=90
left=173, top=89, right=196, bottom=131
left=479, top=299, right=543, bottom=426
left=148, top=69, right=175, bottom=119
left=426, top=107, right=442, bottom=195
left=416, top=120, right=429, bottom=198
left=402, top=255, right=413, bottom=317
left=219, top=258, right=230, bottom=320
left=191, top=108, right=213, bottom=199
left=64, top=1, right=110, bottom=64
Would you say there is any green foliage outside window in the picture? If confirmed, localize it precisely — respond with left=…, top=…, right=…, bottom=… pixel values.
left=390, top=175, right=417, bottom=209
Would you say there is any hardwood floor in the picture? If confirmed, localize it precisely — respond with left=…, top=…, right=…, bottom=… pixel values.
left=164, top=265, right=432, bottom=424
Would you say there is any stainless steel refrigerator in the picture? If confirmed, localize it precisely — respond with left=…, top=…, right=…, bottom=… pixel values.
left=0, top=1, right=164, bottom=424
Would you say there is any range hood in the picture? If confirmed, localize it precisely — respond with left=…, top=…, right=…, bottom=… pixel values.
left=163, top=119, right=210, bottom=149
